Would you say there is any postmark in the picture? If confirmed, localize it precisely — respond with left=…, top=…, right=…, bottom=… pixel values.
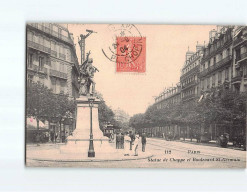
left=102, top=24, right=146, bottom=73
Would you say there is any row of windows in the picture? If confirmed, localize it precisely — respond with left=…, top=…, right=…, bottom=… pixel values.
left=200, top=67, right=230, bottom=90
left=27, top=74, right=67, bottom=94
left=201, top=48, right=231, bottom=71
left=182, top=87, right=196, bottom=98
left=155, top=88, right=180, bottom=102
left=182, top=59, right=200, bottom=75
left=182, top=75, right=197, bottom=87
left=27, top=31, right=71, bottom=61
left=204, top=31, right=232, bottom=57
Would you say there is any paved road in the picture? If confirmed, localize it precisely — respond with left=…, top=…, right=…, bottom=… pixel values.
left=26, top=138, right=246, bottom=168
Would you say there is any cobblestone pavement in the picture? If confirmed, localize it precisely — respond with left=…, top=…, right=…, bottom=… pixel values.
left=26, top=138, right=246, bottom=168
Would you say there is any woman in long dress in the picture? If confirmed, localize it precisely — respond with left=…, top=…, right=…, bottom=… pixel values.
left=124, top=133, right=131, bottom=156
left=133, top=135, right=140, bottom=156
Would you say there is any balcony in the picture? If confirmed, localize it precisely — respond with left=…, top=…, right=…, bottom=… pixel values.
left=28, top=23, right=74, bottom=45
left=27, top=40, right=51, bottom=54
left=181, top=80, right=197, bottom=90
left=51, top=50, right=57, bottom=57
left=27, top=64, right=47, bottom=75
left=59, top=53, right=66, bottom=60
left=233, top=34, right=247, bottom=47
left=199, top=55, right=232, bottom=78
left=235, top=52, right=247, bottom=65
left=232, top=75, right=242, bottom=84
left=49, top=69, right=67, bottom=80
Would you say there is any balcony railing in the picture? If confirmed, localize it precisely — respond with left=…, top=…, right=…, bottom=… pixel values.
left=200, top=55, right=232, bottom=77
left=27, top=64, right=39, bottom=71
left=233, top=34, right=247, bottom=47
left=51, top=50, right=57, bottom=57
left=236, top=52, right=247, bottom=64
left=59, top=53, right=66, bottom=60
left=27, top=40, right=51, bottom=54
left=27, top=64, right=47, bottom=74
left=232, top=75, right=242, bottom=83
left=28, top=23, right=74, bottom=45
left=50, top=69, right=67, bottom=80
left=182, top=80, right=197, bottom=89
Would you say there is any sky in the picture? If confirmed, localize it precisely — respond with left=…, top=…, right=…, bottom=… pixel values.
left=67, top=24, right=216, bottom=116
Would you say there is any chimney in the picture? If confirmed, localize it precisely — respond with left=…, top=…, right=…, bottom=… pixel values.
left=209, top=29, right=217, bottom=43
left=196, top=41, right=204, bottom=52
left=69, top=33, right=74, bottom=42
left=186, top=46, right=195, bottom=61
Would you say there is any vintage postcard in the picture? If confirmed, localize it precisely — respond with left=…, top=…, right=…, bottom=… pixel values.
left=25, top=24, right=246, bottom=168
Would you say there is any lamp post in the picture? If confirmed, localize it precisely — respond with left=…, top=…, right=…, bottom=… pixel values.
left=88, top=95, right=95, bottom=157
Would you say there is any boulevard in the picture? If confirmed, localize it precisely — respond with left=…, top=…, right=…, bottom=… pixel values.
left=26, top=138, right=246, bottom=168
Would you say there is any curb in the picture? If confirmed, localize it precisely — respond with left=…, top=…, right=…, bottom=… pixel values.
left=26, top=154, right=153, bottom=163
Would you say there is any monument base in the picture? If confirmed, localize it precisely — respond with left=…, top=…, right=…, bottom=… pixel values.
left=60, top=95, right=116, bottom=157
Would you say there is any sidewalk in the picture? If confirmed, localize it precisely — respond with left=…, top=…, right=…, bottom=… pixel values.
left=26, top=142, right=153, bottom=162
left=150, top=137, right=245, bottom=151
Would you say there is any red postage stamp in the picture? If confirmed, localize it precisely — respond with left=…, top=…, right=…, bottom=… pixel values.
left=116, top=37, right=146, bottom=73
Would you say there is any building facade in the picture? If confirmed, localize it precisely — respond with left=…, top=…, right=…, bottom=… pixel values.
left=232, top=26, right=247, bottom=92
left=26, top=23, right=80, bottom=98
left=154, top=83, right=181, bottom=110
left=180, top=44, right=204, bottom=105
left=26, top=23, right=80, bottom=141
left=199, top=26, right=234, bottom=96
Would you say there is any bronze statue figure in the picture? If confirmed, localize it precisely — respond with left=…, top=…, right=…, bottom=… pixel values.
left=79, top=51, right=99, bottom=96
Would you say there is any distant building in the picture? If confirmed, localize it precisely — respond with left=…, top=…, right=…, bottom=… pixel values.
left=114, top=108, right=130, bottom=124
left=154, top=83, right=181, bottom=110
left=180, top=43, right=203, bottom=105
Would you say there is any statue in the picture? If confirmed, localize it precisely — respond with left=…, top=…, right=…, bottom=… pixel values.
left=79, top=51, right=99, bottom=96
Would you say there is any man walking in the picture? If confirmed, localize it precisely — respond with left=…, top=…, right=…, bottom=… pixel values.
left=141, top=133, right=147, bottom=152
left=116, top=132, right=121, bottom=149
left=121, top=133, right=124, bottom=149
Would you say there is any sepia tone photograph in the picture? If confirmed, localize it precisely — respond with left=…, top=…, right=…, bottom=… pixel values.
left=25, top=23, right=247, bottom=168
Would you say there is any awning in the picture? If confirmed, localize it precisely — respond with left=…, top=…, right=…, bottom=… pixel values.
left=26, top=117, right=48, bottom=130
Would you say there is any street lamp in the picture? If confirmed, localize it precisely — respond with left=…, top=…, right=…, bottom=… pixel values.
left=88, top=95, right=95, bottom=157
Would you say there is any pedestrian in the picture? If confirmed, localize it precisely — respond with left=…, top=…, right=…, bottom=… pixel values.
left=133, top=135, right=140, bottom=156
left=129, top=131, right=135, bottom=150
left=116, top=132, right=121, bottom=149
left=121, top=133, right=124, bottom=149
left=141, top=133, right=147, bottom=152
left=124, top=133, right=131, bottom=156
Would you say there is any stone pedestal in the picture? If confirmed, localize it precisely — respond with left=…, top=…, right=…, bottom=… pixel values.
left=60, top=95, right=115, bottom=157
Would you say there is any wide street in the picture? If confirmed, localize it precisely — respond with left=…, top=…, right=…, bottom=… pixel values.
left=26, top=138, right=246, bottom=168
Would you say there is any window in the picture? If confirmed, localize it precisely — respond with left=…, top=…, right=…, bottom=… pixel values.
left=51, top=79, right=57, bottom=93
left=218, top=71, right=222, bottom=83
left=27, top=75, right=33, bottom=86
left=212, top=74, right=215, bottom=85
left=225, top=68, right=229, bottom=80
left=39, top=57, right=44, bottom=71
left=28, top=53, right=33, bottom=68
left=213, top=57, right=216, bottom=65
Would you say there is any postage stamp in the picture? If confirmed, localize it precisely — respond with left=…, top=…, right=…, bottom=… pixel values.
left=116, top=36, right=146, bottom=72
left=101, top=24, right=146, bottom=73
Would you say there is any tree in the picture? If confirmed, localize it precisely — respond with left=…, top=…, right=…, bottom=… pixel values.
left=26, top=82, right=53, bottom=130
left=26, top=81, right=76, bottom=143
left=95, top=91, right=118, bottom=131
